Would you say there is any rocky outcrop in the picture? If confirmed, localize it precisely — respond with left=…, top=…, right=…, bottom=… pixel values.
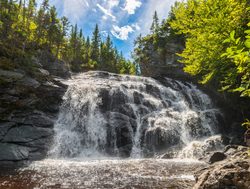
left=36, top=50, right=70, bottom=78
left=0, top=63, right=67, bottom=165
left=194, top=146, right=250, bottom=189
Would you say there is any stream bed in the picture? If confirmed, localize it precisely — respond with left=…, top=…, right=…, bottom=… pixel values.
left=0, top=158, right=205, bottom=189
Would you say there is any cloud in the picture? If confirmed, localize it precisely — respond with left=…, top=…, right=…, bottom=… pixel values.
left=111, top=25, right=134, bottom=40
left=97, top=3, right=116, bottom=21
left=107, top=0, right=120, bottom=8
left=123, top=0, right=142, bottom=14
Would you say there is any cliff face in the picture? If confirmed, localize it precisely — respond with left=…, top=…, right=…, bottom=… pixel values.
left=0, top=51, right=69, bottom=166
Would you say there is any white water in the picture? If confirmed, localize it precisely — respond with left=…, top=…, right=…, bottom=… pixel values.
left=49, top=71, right=223, bottom=159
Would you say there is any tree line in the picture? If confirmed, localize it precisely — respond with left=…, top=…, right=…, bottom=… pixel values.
left=0, top=0, right=136, bottom=74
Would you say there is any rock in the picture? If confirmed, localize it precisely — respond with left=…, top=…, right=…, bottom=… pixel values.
left=38, top=68, right=50, bottom=76
left=194, top=146, right=250, bottom=189
left=17, top=77, right=40, bottom=88
left=9, top=111, right=54, bottom=128
left=0, top=69, right=24, bottom=82
left=208, top=152, right=227, bottom=164
left=194, top=158, right=250, bottom=189
left=145, top=127, right=181, bottom=152
left=160, top=151, right=178, bottom=159
left=37, top=50, right=70, bottom=78
left=0, top=143, right=29, bottom=161
left=3, top=125, right=53, bottom=143
left=0, top=122, right=16, bottom=140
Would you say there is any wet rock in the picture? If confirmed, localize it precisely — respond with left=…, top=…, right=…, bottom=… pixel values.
left=0, top=143, right=29, bottom=161
left=9, top=111, right=54, bottom=128
left=0, top=122, right=16, bottom=140
left=145, top=127, right=181, bottom=152
left=3, top=125, right=53, bottom=143
left=208, top=152, right=227, bottom=164
left=194, top=146, right=250, bottom=189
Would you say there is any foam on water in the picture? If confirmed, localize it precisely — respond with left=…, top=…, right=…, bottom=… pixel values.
left=49, top=71, right=223, bottom=159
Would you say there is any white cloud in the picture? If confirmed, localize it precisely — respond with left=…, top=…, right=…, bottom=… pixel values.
left=111, top=25, right=134, bottom=40
left=97, top=3, right=116, bottom=21
left=138, top=0, right=177, bottom=35
left=123, top=0, right=142, bottom=14
left=107, top=0, right=120, bottom=8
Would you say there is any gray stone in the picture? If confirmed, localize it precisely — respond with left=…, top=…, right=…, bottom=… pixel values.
left=0, top=143, right=29, bottom=161
left=0, top=122, right=16, bottom=140
left=18, top=77, right=40, bottom=88
left=3, top=125, right=53, bottom=143
left=38, top=68, right=50, bottom=76
left=8, top=111, right=54, bottom=128
left=0, top=69, right=24, bottom=82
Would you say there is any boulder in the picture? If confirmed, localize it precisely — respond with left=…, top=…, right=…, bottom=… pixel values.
left=208, top=152, right=227, bottom=164
left=194, top=159, right=250, bottom=189
left=194, top=146, right=250, bottom=189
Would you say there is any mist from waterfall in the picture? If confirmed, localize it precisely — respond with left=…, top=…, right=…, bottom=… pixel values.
left=49, top=71, right=223, bottom=159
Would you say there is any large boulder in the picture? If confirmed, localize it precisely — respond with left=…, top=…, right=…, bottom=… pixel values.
left=194, top=146, right=250, bottom=189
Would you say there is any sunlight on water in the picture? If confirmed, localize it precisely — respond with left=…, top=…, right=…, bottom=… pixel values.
left=0, top=159, right=205, bottom=189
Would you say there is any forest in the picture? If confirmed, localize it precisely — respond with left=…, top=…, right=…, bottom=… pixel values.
left=0, top=0, right=136, bottom=74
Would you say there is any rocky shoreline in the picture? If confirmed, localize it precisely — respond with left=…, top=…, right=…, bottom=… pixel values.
left=194, top=145, right=250, bottom=189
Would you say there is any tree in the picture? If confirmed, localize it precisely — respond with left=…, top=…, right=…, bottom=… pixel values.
left=170, top=0, right=249, bottom=87
left=36, top=0, right=50, bottom=46
left=150, top=11, right=159, bottom=34
left=90, top=24, right=101, bottom=66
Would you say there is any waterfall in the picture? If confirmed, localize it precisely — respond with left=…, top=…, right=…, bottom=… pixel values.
left=50, top=71, right=223, bottom=159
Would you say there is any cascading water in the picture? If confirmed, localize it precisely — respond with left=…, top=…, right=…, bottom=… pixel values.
left=50, top=71, right=223, bottom=159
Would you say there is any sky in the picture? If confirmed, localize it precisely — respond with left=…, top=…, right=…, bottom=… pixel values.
left=38, top=0, right=178, bottom=59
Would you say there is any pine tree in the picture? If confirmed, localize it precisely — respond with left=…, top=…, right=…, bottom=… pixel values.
left=150, top=11, right=159, bottom=34
left=90, top=24, right=101, bottom=65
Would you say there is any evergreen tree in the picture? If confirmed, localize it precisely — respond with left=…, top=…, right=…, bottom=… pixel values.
left=90, top=24, right=101, bottom=66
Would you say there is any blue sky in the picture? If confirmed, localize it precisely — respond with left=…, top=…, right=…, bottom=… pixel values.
left=38, top=0, right=178, bottom=59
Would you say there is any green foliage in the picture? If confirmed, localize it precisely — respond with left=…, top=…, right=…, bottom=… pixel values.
left=221, top=23, right=250, bottom=97
left=169, top=0, right=249, bottom=87
left=0, top=0, right=135, bottom=75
